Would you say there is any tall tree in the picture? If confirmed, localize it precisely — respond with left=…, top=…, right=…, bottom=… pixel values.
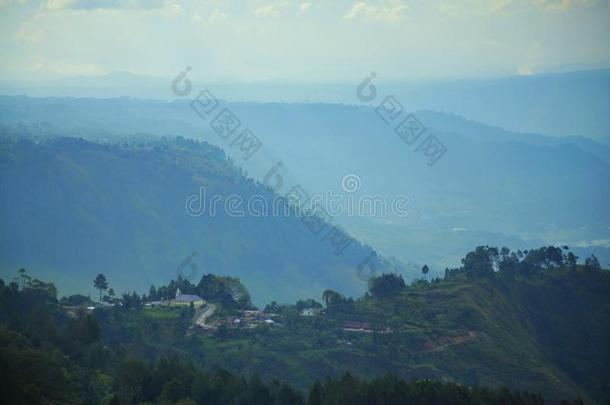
left=104, top=288, right=116, bottom=303
left=584, top=255, right=601, bottom=272
left=93, top=273, right=108, bottom=303
left=566, top=252, right=578, bottom=268
left=18, top=268, right=26, bottom=289
left=308, top=381, right=323, bottom=405
left=421, top=264, right=430, bottom=280
left=16, top=268, right=31, bottom=290
left=369, top=274, right=406, bottom=297
left=322, top=289, right=335, bottom=307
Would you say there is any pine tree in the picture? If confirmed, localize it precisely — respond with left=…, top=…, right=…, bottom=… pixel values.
left=93, top=274, right=108, bottom=303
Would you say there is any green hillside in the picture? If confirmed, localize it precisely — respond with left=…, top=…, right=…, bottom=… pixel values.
left=2, top=246, right=606, bottom=403
left=176, top=247, right=608, bottom=403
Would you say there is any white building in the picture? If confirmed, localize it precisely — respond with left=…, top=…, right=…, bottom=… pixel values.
left=170, top=288, right=205, bottom=308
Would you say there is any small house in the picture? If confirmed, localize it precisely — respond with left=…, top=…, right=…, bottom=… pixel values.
left=342, top=320, right=373, bottom=333
left=300, top=308, right=320, bottom=317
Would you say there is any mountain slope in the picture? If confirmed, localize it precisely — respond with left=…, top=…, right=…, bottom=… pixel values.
left=2, top=69, right=608, bottom=139
left=350, top=270, right=610, bottom=403
left=158, top=259, right=609, bottom=403
left=0, top=135, right=394, bottom=304
left=1, top=96, right=608, bottom=273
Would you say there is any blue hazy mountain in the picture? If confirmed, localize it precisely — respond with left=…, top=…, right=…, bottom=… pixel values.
left=1, top=68, right=608, bottom=140
left=0, top=134, right=401, bottom=305
left=1, top=95, right=608, bottom=276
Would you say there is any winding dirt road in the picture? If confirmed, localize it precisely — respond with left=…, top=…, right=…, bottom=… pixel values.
left=194, top=302, right=216, bottom=328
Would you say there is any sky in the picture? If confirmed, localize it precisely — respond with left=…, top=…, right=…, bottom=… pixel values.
left=0, top=0, right=609, bottom=83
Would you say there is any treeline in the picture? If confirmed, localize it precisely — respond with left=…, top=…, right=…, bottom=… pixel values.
left=366, top=245, right=603, bottom=299
left=105, top=357, right=303, bottom=404
left=69, top=358, right=557, bottom=405
left=446, top=245, right=601, bottom=278
left=310, top=245, right=606, bottom=314
left=307, top=373, right=556, bottom=405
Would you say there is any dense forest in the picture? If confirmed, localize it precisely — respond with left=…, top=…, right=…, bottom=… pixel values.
left=1, top=245, right=607, bottom=404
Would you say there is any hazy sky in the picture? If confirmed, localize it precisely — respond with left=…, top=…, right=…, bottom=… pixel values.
left=1, top=0, right=609, bottom=82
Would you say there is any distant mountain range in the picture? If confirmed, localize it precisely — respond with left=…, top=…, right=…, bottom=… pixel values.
left=1, top=95, right=607, bottom=275
left=1, top=68, right=608, bottom=140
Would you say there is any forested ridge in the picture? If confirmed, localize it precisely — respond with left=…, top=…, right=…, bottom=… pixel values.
left=0, top=133, right=398, bottom=304
left=1, top=245, right=607, bottom=404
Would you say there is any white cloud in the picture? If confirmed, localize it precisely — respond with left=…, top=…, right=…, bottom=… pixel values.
left=343, top=1, right=408, bottom=22
left=208, top=9, right=228, bottom=22
left=299, top=2, right=312, bottom=13
left=254, top=4, right=280, bottom=16
left=541, top=0, right=572, bottom=11
left=0, top=0, right=27, bottom=9
left=536, top=0, right=597, bottom=12
left=159, top=0, right=183, bottom=17
left=438, top=0, right=602, bottom=14
left=42, top=0, right=74, bottom=10
left=254, top=1, right=288, bottom=17
left=15, top=14, right=47, bottom=45
left=41, top=0, right=167, bottom=11
left=537, top=0, right=602, bottom=11
left=30, top=58, right=109, bottom=76
left=3, top=0, right=609, bottom=83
